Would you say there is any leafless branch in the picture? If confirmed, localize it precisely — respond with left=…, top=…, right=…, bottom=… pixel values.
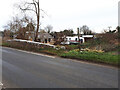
left=40, top=9, right=48, bottom=16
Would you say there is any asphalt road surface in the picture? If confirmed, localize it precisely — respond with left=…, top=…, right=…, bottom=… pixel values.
left=1, top=47, right=118, bottom=88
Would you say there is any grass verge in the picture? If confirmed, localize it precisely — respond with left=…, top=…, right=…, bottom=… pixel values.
left=2, top=41, right=65, bottom=56
left=2, top=41, right=119, bottom=67
left=60, top=50, right=118, bottom=66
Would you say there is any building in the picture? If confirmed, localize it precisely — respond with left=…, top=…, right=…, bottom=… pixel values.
left=82, top=35, right=94, bottom=42
left=38, top=32, right=54, bottom=43
left=16, top=31, right=54, bottom=44
left=61, top=36, right=84, bottom=45
left=61, top=35, right=94, bottom=45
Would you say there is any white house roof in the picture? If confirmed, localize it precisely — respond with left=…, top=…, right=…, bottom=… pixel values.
left=66, top=36, right=84, bottom=39
left=82, top=35, right=94, bottom=38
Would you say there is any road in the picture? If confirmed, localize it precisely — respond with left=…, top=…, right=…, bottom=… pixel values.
left=1, top=47, right=118, bottom=88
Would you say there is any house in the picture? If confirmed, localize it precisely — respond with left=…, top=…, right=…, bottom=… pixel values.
left=61, top=35, right=94, bottom=45
left=38, top=32, right=54, bottom=43
left=82, top=35, right=94, bottom=42
left=26, top=31, right=54, bottom=44
left=26, top=31, right=35, bottom=40
left=61, top=36, right=85, bottom=45
left=16, top=30, right=54, bottom=44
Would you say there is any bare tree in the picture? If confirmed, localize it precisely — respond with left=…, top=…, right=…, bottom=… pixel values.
left=19, top=0, right=40, bottom=41
left=3, top=29, right=14, bottom=39
left=3, top=16, right=22, bottom=36
left=80, top=25, right=93, bottom=35
left=45, top=25, right=53, bottom=33
left=4, top=15, right=35, bottom=39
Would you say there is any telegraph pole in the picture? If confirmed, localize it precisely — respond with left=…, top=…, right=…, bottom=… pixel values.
left=77, top=28, right=81, bottom=51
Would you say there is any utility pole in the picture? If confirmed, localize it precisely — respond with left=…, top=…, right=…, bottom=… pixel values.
left=77, top=28, right=81, bottom=51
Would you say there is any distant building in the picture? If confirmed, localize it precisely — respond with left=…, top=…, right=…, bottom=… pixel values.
left=38, top=32, right=54, bottom=43
left=25, top=31, right=35, bottom=40
left=82, top=35, right=94, bottom=42
left=61, top=35, right=94, bottom=45
left=15, top=30, right=54, bottom=44
left=25, top=31, right=54, bottom=43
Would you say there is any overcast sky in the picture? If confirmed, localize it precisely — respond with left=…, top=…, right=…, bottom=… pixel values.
left=0, top=0, right=119, bottom=33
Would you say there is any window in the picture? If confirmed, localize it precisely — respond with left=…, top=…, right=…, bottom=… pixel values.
left=80, top=39, right=83, bottom=43
left=69, top=38, right=71, bottom=40
left=75, top=38, right=77, bottom=41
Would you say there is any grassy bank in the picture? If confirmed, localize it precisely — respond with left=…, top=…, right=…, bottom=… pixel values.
left=2, top=41, right=119, bottom=66
left=2, top=41, right=65, bottom=56
left=61, top=50, right=118, bottom=65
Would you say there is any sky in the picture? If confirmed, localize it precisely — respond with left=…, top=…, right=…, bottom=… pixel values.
left=0, top=0, right=119, bottom=33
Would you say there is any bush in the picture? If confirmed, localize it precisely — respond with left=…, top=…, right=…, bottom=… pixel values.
left=80, top=33, right=118, bottom=52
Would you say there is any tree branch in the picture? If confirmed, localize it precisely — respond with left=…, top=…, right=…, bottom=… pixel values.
left=40, top=9, right=48, bottom=16
left=19, top=5, right=36, bottom=14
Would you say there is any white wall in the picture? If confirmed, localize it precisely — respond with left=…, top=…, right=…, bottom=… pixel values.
left=66, top=36, right=85, bottom=43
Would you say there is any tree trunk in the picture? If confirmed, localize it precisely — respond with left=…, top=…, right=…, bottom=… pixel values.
left=35, top=15, right=39, bottom=41
left=34, top=0, right=40, bottom=41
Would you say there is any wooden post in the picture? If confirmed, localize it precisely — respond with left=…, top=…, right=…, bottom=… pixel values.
left=77, top=28, right=80, bottom=51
